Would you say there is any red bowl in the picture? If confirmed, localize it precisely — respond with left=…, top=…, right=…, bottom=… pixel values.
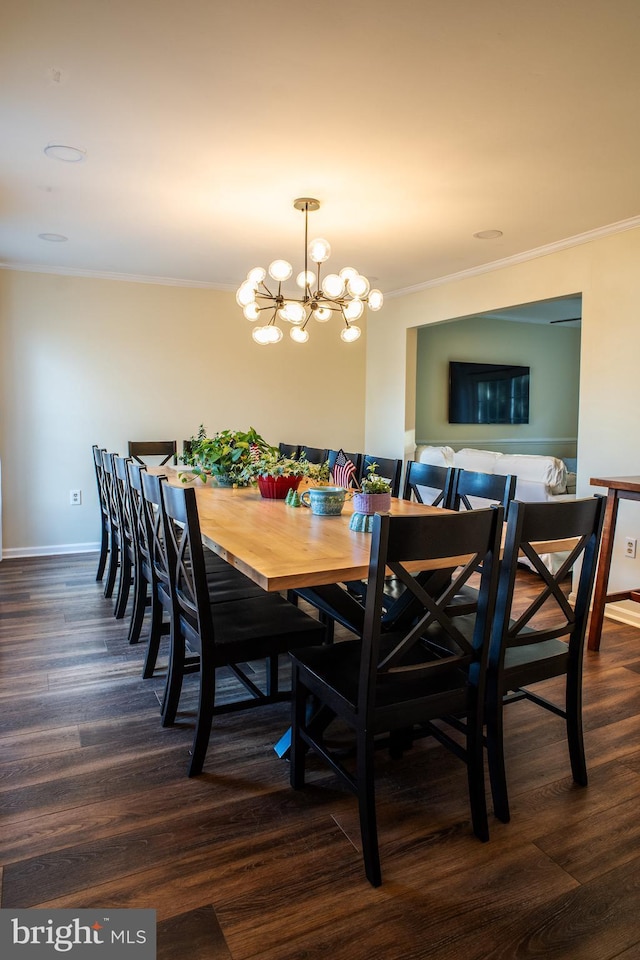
left=257, top=475, right=302, bottom=499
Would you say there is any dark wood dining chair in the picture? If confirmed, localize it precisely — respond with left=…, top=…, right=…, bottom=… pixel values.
left=299, top=445, right=328, bottom=466
left=159, top=481, right=326, bottom=776
left=289, top=506, right=503, bottom=886
left=403, top=460, right=457, bottom=509
left=112, top=454, right=138, bottom=622
left=359, top=454, right=402, bottom=498
left=485, top=495, right=605, bottom=824
left=327, top=449, right=362, bottom=483
left=128, top=440, right=177, bottom=466
left=278, top=443, right=301, bottom=459
left=100, top=451, right=123, bottom=604
left=92, top=444, right=110, bottom=582
left=452, top=468, right=516, bottom=519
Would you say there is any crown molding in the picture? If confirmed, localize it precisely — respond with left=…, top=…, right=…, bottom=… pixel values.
left=0, top=261, right=236, bottom=291
left=386, top=214, right=640, bottom=299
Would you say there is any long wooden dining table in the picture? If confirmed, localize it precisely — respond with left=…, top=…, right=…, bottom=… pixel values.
left=165, top=476, right=453, bottom=591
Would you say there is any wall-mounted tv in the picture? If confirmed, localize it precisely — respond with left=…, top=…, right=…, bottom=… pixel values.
left=448, top=361, right=530, bottom=424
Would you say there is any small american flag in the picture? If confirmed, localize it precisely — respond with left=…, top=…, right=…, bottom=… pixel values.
left=332, top=449, right=357, bottom=489
left=249, top=443, right=262, bottom=463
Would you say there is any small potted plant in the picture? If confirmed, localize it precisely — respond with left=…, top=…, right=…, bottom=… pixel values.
left=251, top=451, right=329, bottom=499
left=180, top=425, right=275, bottom=487
left=352, top=463, right=392, bottom=515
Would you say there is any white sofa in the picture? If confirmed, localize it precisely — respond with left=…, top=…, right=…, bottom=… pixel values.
left=415, top=445, right=576, bottom=503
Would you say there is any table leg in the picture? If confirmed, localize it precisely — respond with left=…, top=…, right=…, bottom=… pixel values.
left=588, top=489, right=620, bottom=651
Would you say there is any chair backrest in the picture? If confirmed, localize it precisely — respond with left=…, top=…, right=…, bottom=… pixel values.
left=299, top=445, right=329, bottom=466
left=360, top=455, right=402, bottom=498
left=101, top=451, right=122, bottom=538
left=92, top=445, right=109, bottom=517
left=358, top=507, right=503, bottom=716
left=160, top=481, right=210, bottom=653
left=278, top=443, right=301, bottom=459
left=140, top=470, right=171, bottom=599
left=327, top=450, right=362, bottom=485
left=452, top=469, right=516, bottom=518
left=489, top=496, right=606, bottom=676
left=402, top=460, right=456, bottom=509
left=128, top=440, right=177, bottom=466
left=127, top=461, right=152, bottom=574
left=113, top=455, right=135, bottom=553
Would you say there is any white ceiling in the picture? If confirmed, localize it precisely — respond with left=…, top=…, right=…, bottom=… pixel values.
left=2, top=0, right=640, bottom=294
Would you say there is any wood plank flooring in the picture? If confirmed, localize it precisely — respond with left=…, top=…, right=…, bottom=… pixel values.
left=1, top=553, right=640, bottom=958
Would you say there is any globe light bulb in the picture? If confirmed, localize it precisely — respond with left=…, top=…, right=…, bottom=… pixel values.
left=247, top=267, right=266, bottom=285
left=252, top=325, right=271, bottom=345
left=268, top=259, right=293, bottom=282
left=290, top=326, right=309, bottom=343
left=236, top=281, right=257, bottom=307
left=344, top=298, right=364, bottom=321
left=296, top=270, right=315, bottom=290
left=347, top=274, right=370, bottom=298
left=267, top=325, right=283, bottom=343
left=313, top=306, right=332, bottom=322
left=243, top=302, right=261, bottom=321
left=308, top=238, right=331, bottom=263
left=341, top=325, right=361, bottom=343
left=368, top=289, right=383, bottom=310
left=279, top=301, right=306, bottom=324
left=339, top=266, right=358, bottom=282
left=322, top=273, right=345, bottom=298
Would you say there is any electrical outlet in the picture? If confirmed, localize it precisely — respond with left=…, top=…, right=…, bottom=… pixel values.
left=624, top=537, right=637, bottom=559
left=70, top=489, right=82, bottom=506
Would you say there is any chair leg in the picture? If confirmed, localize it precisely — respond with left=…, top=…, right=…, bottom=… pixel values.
left=466, top=696, right=489, bottom=842
left=142, top=594, right=166, bottom=679
left=266, top=655, right=279, bottom=698
left=127, top=565, right=147, bottom=645
left=566, top=669, right=588, bottom=786
left=103, top=538, right=119, bottom=599
left=114, top=549, right=132, bottom=619
left=96, top=521, right=109, bottom=581
left=357, top=730, right=381, bottom=887
left=486, top=689, right=510, bottom=824
left=188, top=656, right=216, bottom=777
left=161, top=625, right=186, bottom=726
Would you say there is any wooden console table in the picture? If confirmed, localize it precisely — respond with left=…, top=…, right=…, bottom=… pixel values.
left=588, top=475, right=640, bottom=651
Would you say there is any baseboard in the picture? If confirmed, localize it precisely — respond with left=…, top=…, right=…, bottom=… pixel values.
left=603, top=601, right=640, bottom=630
left=1, top=542, right=100, bottom=560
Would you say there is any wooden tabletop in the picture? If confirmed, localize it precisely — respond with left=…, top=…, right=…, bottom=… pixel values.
left=187, top=482, right=449, bottom=591
left=590, top=476, right=640, bottom=493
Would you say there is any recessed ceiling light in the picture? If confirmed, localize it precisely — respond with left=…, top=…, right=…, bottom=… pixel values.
left=473, top=229, right=503, bottom=240
left=44, top=143, right=86, bottom=162
left=38, top=233, right=68, bottom=242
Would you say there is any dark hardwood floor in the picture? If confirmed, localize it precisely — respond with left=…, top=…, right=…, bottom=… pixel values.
left=2, top=553, right=640, bottom=959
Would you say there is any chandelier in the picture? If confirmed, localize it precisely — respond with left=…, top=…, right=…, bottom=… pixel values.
left=236, top=198, right=383, bottom=345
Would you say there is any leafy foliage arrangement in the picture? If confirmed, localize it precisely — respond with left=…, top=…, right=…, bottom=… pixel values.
left=359, top=462, right=392, bottom=494
left=251, top=451, right=329, bottom=483
left=180, top=425, right=276, bottom=486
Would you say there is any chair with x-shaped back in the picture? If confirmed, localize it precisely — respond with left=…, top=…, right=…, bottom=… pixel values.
left=159, top=481, right=326, bottom=776
left=92, top=445, right=110, bottom=582
left=290, top=505, right=503, bottom=886
left=485, top=495, right=605, bottom=824
left=128, top=440, right=177, bottom=466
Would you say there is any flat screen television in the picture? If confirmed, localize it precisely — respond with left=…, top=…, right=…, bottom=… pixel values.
left=448, top=361, right=530, bottom=424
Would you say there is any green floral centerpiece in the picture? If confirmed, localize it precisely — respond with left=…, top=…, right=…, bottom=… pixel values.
left=251, top=451, right=329, bottom=499
left=180, top=425, right=276, bottom=487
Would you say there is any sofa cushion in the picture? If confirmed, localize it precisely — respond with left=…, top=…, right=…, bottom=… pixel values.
left=416, top=445, right=454, bottom=467
left=453, top=448, right=501, bottom=473
left=495, top=453, right=567, bottom=492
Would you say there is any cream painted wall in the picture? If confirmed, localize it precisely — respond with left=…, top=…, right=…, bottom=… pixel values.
left=365, top=225, right=640, bottom=620
left=0, top=270, right=366, bottom=552
left=415, top=315, right=580, bottom=457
